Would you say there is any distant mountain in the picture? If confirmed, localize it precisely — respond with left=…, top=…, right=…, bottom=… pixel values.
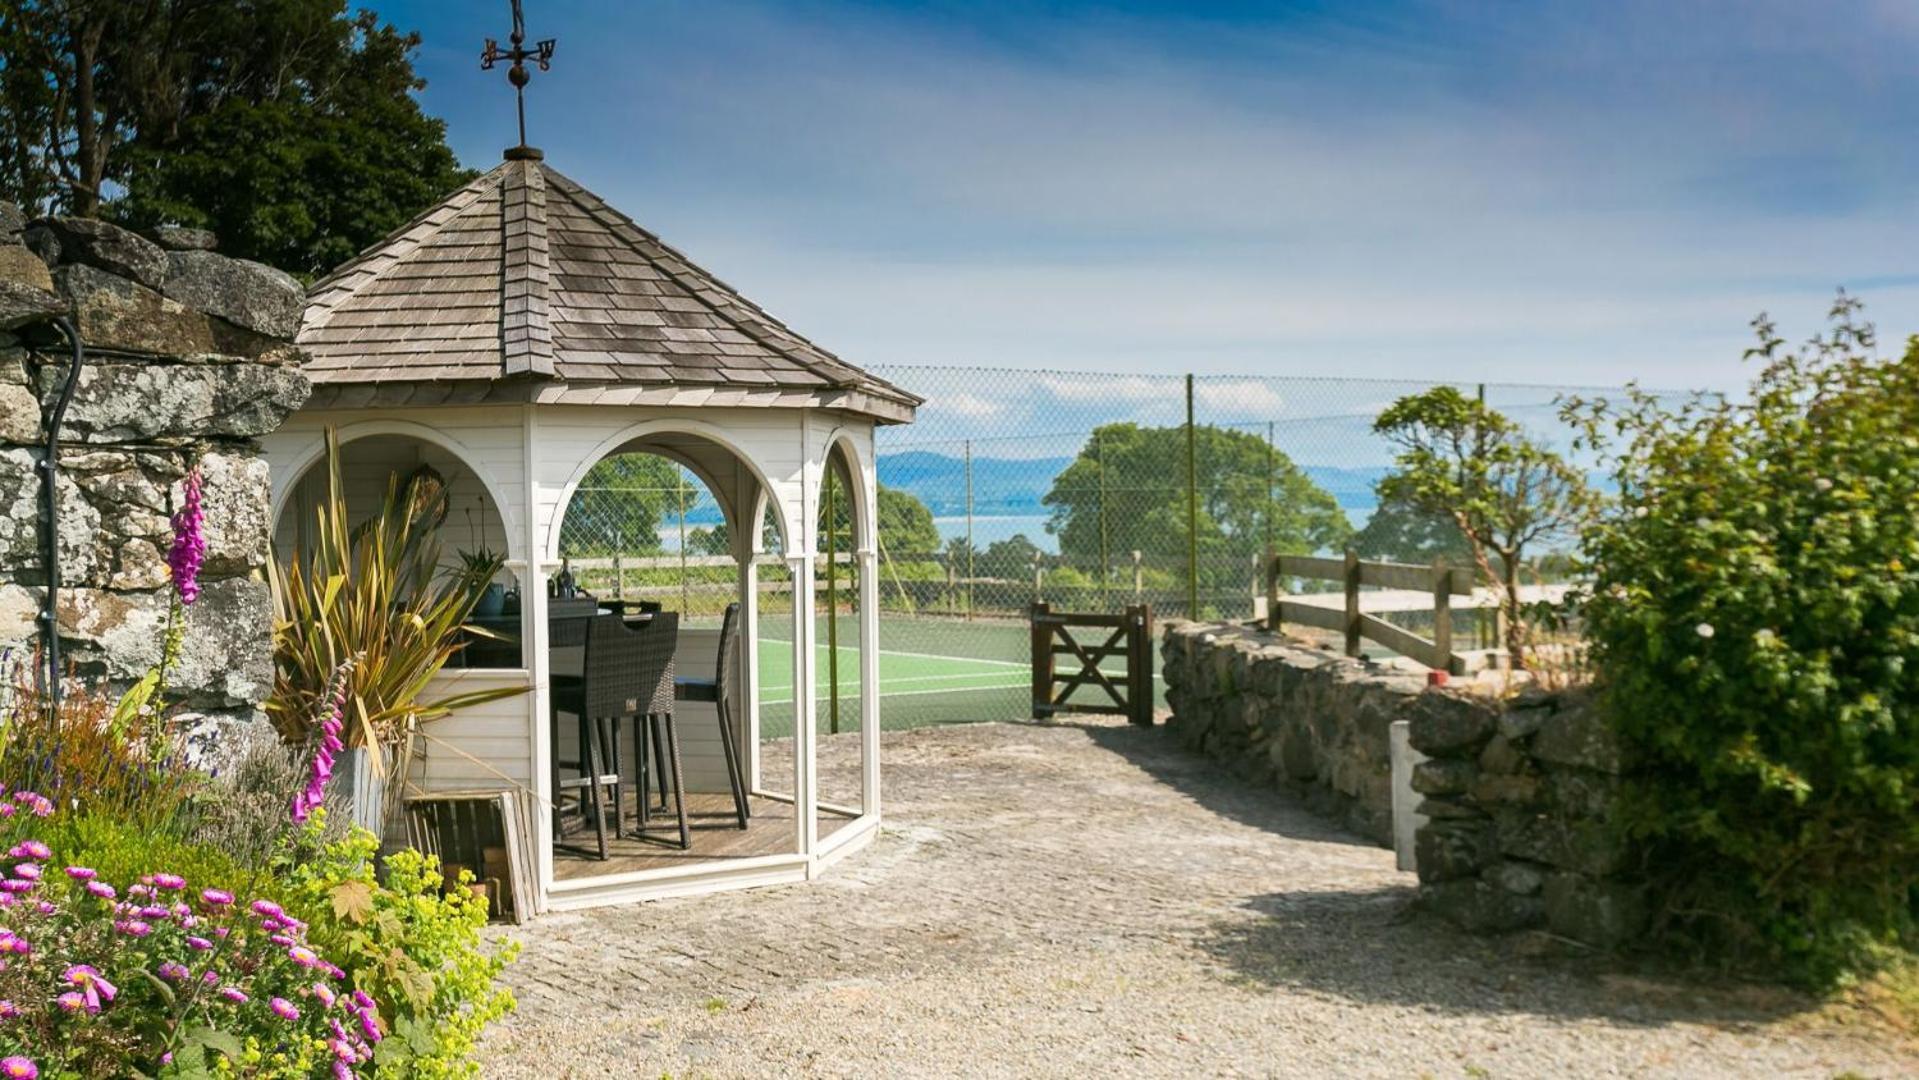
left=877, top=451, right=1073, bottom=516
left=878, top=450, right=1389, bottom=518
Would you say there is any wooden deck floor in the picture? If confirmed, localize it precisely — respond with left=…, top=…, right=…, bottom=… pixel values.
left=552, top=791, right=856, bottom=881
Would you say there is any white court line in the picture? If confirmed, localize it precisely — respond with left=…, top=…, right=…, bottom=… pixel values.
left=759, top=641, right=1031, bottom=669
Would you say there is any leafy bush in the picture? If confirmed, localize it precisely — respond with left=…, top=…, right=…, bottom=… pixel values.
left=278, top=826, right=517, bottom=1079
left=1565, top=297, right=1919, bottom=984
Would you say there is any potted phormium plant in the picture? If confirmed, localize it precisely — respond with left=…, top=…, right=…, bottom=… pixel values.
left=268, top=430, right=525, bottom=836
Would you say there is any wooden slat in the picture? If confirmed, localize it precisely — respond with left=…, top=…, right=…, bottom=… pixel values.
left=1356, top=613, right=1444, bottom=669
left=1274, top=553, right=1472, bottom=594
left=1274, top=600, right=1348, bottom=633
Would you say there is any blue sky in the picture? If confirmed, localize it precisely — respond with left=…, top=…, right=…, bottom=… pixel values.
left=381, top=1, right=1919, bottom=390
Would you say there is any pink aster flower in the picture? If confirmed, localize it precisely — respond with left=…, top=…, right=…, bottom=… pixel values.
left=114, top=919, right=153, bottom=937
left=0, top=805, right=15, bottom=819
left=270, top=996, right=300, bottom=1021
left=152, top=873, right=186, bottom=891
left=7, top=842, right=47, bottom=861
left=63, top=965, right=116, bottom=1012
left=0, top=883, right=31, bottom=895
left=54, top=992, right=84, bottom=1013
left=0, top=1001, right=15, bottom=1018
left=63, top=866, right=95, bottom=881
left=31, top=902, right=51, bottom=916
left=9, top=865, right=36, bottom=882
left=85, top=881, right=115, bottom=900
left=186, top=936, right=214, bottom=951
left=251, top=899, right=283, bottom=919
left=287, top=944, right=320, bottom=968
left=313, top=982, right=337, bottom=1007
left=0, top=1056, right=34, bottom=1079
left=201, top=888, right=233, bottom=906
left=156, top=961, right=189, bottom=982
left=168, top=465, right=207, bottom=606
left=218, top=987, right=248, bottom=1004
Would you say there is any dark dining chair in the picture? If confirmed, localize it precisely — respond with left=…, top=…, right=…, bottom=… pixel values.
left=623, top=611, right=689, bottom=849
left=548, top=614, right=618, bottom=860
left=673, top=602, right=750, bottom=830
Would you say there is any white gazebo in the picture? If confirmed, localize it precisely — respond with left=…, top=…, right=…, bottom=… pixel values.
left=260, top=146, right=918, bottom=912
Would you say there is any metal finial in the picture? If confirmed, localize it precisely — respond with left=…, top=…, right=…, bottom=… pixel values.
left=481, top=0, right=556, bottom=149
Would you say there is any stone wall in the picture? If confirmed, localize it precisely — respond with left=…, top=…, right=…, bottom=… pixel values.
left=1162, top=619, right=1647, bottom=950
left=1160, top=619, right=1430, bottom=844
left=1407, top=681, right=1645, bottom=948
left=0, top=207, right=309, bottom=719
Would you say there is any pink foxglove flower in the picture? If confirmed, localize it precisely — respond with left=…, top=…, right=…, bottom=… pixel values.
left=292, top=657, right=356, bottom=824
left=167, top=465, right=207, bottom=605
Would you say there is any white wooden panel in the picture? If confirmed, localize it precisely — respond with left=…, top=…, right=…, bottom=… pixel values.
left=413, top=670, right=533, bottom=791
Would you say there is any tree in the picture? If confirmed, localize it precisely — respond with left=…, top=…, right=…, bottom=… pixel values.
left=558, top=454, right=684, bottom=557
left=876, top=486, right=939, bottom=556
left=977, top=534, right=1043, bottom=580
left=0, top=1, right=471, bottom=277
left=1373, top=387, right=1593, bottom=657
left=1351, top=492, right=1472, bottom=564
left=1041, top=422, right=1351, bottom=595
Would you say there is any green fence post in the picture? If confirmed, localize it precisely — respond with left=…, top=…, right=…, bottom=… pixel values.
left=1097, top=427, right=1109, bottom=610
left=964, top=438, right=975, bottom=621
left=1185, top=373, right=1198, bottom=619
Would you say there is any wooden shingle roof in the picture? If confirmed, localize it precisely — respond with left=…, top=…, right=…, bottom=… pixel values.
left=298, top=150, right=919, bottom=423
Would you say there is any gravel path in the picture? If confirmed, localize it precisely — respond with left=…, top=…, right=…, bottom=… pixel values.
left=481, top=718, right=1915, bottom=1078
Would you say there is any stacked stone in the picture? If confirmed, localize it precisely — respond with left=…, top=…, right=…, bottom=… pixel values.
left=1161, top=620, right=1424, bottom=845
left=1409, top=688, right=1646, bottom=947
left=0, top=207, right=309, bottom=717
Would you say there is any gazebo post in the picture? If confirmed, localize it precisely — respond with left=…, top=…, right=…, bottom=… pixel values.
left=789, top=545, right=818, bottom=858
left=523, top=406, right=555, bottom=903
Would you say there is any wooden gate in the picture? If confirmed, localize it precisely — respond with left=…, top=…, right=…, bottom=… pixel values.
left=1029, top=602, right=1155, bottom=726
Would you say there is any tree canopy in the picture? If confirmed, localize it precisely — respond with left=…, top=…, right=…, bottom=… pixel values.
left=1041, top=422, right=1351, bottom=590
left=0, top=0, right=471, bottom=277
left=1351, top=492, right=1473, bottom=564
left=1373, top=386, right=1593, bottom=654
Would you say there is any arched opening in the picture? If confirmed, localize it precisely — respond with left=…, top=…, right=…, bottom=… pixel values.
left=273, top=432, right=523, bottom=668
left=548, top=431, right=802, bottom=877
left=814, top=439, right=868, bottom=819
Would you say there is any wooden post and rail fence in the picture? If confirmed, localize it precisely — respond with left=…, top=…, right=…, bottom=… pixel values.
left=1265, top=551, right=1476, bottom=675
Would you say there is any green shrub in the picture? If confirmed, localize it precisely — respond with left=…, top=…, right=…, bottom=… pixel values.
left=279, top=823, right=517, bottom=1078
left=1565, top=298, right=1919, bottom=984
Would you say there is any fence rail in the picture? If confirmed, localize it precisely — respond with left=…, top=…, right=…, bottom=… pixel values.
left=1266, top=550, right=1473, bottom=673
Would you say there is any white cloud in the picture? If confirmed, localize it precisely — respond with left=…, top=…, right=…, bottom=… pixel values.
left=943, top=392, right=1003, bottom=419
left=1194, top=380, right=1286, bottom=418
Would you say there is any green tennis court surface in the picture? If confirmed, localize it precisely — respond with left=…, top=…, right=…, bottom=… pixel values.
left=753, top=617, right=1162, bottom=735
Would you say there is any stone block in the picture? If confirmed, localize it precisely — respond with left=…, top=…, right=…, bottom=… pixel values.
left=54, top=264, right=289, bottom=359
left=1493, top=808, right=1624, bottom=876
left=1421, top=878, right=1543, bottom=932
left=51, top=576, right=272, bottom=708
left=149, top=225, right=217, bottom=252
left=38, top=354, right=309, bottom=442
left=1417, top=796, right=1482, bottom=820
left=1478, top=733, right=1526, bottom=774
left=1543, top=873, right=1647, bottom=949
left=194, top=450, right=272, bottom=575
left=0, top=381, right=39, bottom=442
left=0, top=202, right=22, bottom=242
left=162, top=250, right=303, bottom=339
left=1411, top=758, right=1475, bottom=796
left=1544, top=767, right=1616, bottom=818
left=1530, top=701, right=1625, bottom=773
left=1272, top=723, right=1318, bottom=781
left=0, top=254, right=64, bottom=330
left=26, top=216, right=169, bottom=289
left=1486, top=860, right=1546, bottom=896
left=1469, top=772, right=1541, bottom=807
left=0, top=245, right=53, bottom=293
left=1406, top=690, right=1498, bottom=755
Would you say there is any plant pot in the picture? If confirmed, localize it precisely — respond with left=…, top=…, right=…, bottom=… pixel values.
left=474, top=583, right=507, bottom=617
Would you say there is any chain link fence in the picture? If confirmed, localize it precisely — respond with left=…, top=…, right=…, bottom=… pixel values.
left=553, top=368, right=1642, bottom=730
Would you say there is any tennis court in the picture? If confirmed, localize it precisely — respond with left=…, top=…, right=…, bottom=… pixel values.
left=754, top=616, right=1162, bottom=735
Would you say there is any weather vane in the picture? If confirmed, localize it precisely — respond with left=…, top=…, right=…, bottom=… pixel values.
left=481, top=0, right=556, bottom=149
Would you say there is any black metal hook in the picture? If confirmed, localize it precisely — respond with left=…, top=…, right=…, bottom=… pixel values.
left=37, top=316, right=82, bottom=715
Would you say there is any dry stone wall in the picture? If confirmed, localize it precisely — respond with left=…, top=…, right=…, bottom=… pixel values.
left=0, top=205, right=309, bottom=720
left=1162, top=619, right=1649, bottom=950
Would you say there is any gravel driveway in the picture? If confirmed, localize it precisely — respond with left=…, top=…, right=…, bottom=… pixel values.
left=481, top=717, right=1915, bottom=1078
